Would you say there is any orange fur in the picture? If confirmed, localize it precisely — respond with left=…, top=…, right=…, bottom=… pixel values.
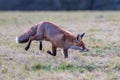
left=17, top=22, right=89, bottom=58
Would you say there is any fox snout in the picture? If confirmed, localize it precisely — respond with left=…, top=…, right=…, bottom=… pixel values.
left=69, top=46, right=89, bottom=52
left=81, top=48, right=89, bottom=52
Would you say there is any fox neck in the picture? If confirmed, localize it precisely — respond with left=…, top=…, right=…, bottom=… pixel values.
left=64, top=35, right=83, bottom=50
left=64, top=35, right=76, bottom=48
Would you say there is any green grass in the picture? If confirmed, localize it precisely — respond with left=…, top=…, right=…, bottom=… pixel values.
left=31, top=62, right=97, bottom=72
left=0, top=11, right=120, bottom=80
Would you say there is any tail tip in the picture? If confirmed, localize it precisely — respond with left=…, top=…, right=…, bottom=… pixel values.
left=16, top=37, right=19, bottom=43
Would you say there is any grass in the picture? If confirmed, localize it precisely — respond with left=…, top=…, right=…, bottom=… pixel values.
left=31, top=62, right=97, bottom=72
left=0, top=11, right=120, bottom=80
left=24, top=60, right=95, bottom=72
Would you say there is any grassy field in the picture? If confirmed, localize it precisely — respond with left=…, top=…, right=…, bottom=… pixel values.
left=0, top=11, right=120, bottom=80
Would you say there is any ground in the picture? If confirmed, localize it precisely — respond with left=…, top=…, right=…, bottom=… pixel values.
left=0, top=11, right=120, bottom=80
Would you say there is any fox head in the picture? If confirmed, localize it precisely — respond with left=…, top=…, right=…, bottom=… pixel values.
left=73, top=33, right=89, bottom=52
left=16, top=26, right=37, bottom=43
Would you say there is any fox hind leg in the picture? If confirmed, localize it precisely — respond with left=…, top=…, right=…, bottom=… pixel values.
left=25, top=35, right=40, bottom=51
left=39, top=41, right=42, bottom=50
left=25, top=36, right=37, bottom=51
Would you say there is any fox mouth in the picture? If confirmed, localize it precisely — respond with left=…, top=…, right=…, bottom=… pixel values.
left=80, top=49, right=89, bottom=52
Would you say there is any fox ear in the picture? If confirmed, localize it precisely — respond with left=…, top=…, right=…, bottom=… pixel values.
left=77, top=34, right=80, bottom=41
left=77, top=33, right=85, bottom=40
left=81, top=33, right=85, bottom=39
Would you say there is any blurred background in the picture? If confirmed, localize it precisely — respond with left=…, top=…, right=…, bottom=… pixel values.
left=0, top=0, right=120, bottom=11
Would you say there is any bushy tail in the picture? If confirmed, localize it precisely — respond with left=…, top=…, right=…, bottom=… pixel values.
left=16, top=24, right=38, bottom=44
left=16, top=33, right=29, bottom=43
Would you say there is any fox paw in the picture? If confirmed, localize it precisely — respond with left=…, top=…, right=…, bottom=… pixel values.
left=47, top=50, right=51, bottom=54
left=47, top=50, right=56, bottom=56
left=25, top=46, right=29, bottom=51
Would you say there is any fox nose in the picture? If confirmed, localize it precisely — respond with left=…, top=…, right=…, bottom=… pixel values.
left=84, top=49, right=89, bottom=52
left=87, top=49, right=89, bottom=51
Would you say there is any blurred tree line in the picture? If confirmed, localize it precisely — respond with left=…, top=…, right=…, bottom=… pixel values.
left=0, top=0, right=120, bottom=10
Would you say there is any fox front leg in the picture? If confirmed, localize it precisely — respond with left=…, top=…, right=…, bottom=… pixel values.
left=63, top=49, right=68, bottom=58
left=47, top=44, right=57, bottom=56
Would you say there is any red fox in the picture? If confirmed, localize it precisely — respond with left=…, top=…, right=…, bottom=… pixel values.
left=16, top=22, right=89, bottom=58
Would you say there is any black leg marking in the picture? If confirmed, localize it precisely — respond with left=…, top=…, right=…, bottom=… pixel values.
left=47, top=44, right=57, bottom=56
left=63, top=49, right=68, bottom=58
left=25, top=41, right=31, bottom=51
left=47, top=50, right=56, bottom=56
left=24, top=36, right=37, bottom=51
left=39, top=41, right=42, bottom=50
